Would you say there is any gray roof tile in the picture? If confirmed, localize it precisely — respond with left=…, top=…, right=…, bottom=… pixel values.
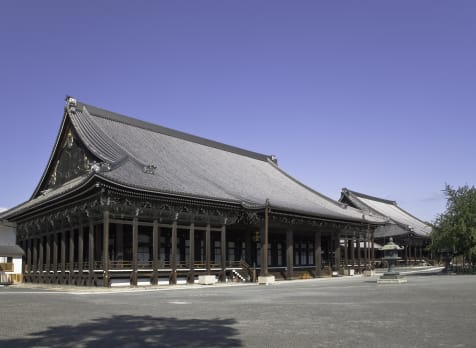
left=341, top=189, right=432, bottom=237
left=77, top=102, right=379, bottom=222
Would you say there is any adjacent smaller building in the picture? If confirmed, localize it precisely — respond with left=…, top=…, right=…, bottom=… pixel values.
left=340, top=188, right=432, bottom=264
left=0, top=220, right=24, bottom=284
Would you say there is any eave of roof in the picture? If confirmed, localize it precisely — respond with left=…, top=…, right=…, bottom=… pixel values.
left=1, top=174, right=96, bottom=221
left=341, top=188, right=432, bottom=237
left=0, top=245, right=25, bottom=257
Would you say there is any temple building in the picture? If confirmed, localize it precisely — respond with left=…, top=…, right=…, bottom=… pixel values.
left=0, top=97, right=384, bottom=287
left=339, top=188, right=432, bottom=264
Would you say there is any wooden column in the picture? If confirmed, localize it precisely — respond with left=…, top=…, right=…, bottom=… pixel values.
left=88, top=221, right=94, bottom=286
left=102, top=210, right=110, bottom=287
left=26, top=238, right=32, bottom=274
left=116, top=224, right=124, bottom=261
left=261, top=203, right=269, bottom=276
left=205, top=223, right=211, bottom=275
left=45, top=234, right=51, bottom=275
left=347, top=239, right=352, bottom=272
left=314, top=230, right=322, bottom=277
left=371, top=233, right=375, bottom=266
left=69, top=228, right=75, bottom=284
left=152, top=220, right=159, bottom=285
left=78, top=225, right=84, bottom=280
left=245, top=230, right=252, bottom=265
left=187, top=223, right=195, bottom=284
left=60, top=231, right=66, bottom=283
left=343, top=236, right=348, bottom=273
left=356, top=233, right=361, bottom=273
left=32, top=237, right=38, bottom=274
left=405, top=240, right=409, bottom=264
left=350, top=233, right=355, bottom=269
left=334, top=234, right=341, bottom=273
left=219, top=223, right=227, bottom=282
left=286, top=229, right=294, bottom=279
left=363, top=236, right=368, bottom=269
left=169, top=220, right=177, bottom=285
left=38, top=236, right=44, bottom=282
left=131, top=217, right=138, bottom=286
left=52, top=233, right=58, bottom=280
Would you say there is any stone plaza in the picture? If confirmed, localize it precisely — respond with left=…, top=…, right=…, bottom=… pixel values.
left=1, top=273, right=474, bottom=347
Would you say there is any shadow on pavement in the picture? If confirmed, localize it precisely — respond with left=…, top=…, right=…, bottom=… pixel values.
left=1, top=315, right=242, bottom=347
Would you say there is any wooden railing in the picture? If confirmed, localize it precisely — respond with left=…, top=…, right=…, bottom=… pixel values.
left=0, top=271, right=22, bottom=284
left=0, top=263, right=14, bottom=272
left=26, top=260, right=248, bottom=272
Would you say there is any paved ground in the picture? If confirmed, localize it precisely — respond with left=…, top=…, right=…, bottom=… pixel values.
left=1, top=271, right=475, bottom=347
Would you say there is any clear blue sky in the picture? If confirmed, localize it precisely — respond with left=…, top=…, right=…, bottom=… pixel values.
left=1, top=1, right=475, bottom=222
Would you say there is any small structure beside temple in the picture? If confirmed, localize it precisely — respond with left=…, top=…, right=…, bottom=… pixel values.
left=377, top=238, right=407, bottom=284
left=0, top=220, right=24, bottom=285
left=340, top=189, right=432, bottom=266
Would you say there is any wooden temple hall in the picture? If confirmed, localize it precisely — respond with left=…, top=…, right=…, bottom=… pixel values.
left=0, top=97, right=386, bottom=287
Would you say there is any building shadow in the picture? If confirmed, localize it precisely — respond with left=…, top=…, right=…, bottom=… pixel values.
left=1, top=315, right=242, bottom=347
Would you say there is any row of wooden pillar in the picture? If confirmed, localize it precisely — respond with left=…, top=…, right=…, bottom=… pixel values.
left=23, top=211, right=229, bottom=286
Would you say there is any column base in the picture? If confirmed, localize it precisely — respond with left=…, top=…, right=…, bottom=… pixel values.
left=258, top=275, right=275, bottom=285
left=199, top=275, right=217, bottom=285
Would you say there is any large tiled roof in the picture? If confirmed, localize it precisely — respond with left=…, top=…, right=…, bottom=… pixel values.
left=340, top=188, right=432, bottom=238
left=3, top=99, right=384, bottom=223
left=75, top=101, right=379, bottom=222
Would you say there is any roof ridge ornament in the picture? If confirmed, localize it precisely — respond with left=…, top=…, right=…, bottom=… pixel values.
left=65, top=96, right=77, bottom=113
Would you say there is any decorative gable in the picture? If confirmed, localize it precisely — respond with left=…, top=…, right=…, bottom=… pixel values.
left=36, top=119, right=100, bottom=196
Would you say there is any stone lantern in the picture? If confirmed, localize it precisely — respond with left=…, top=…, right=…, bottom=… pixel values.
left=377, top=237, right=407, bottom=284
left=440, top=248, right=454, bottom=274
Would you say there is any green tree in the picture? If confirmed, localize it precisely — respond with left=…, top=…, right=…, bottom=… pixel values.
left=431, top=184, right=476, bottom=264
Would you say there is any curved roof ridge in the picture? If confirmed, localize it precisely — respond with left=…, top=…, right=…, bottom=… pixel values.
left=79, top=101, right=271, bottom=162
left=342, top=188, right=397, bottom=205
left=69, top=106, right=127, bottom=164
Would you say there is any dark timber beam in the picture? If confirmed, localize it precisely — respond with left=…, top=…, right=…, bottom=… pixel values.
left=69, top=228, right=75, bottom=284
left=45, top=233, right=51, bottom=275
left=132, top=217, right=138, bottom=286
left=205, top=224, right=211, bottom=275
left=356, top=233, right=361, bottom=273
left=261, top=202, right=270, bottom=277
left=286, top=229, right=294, bottom=279
left=219, top=223, right=226, bottom=282
left=334, top=234, right=341, bottom=274
left=32, top=237, right=38, bottom=275
left=38, top=236, right=43, bottom=282
left=88, top=221, right=94, bottom=286
left=60, top=231, right=66, bottom=284
left=78, top=225, right=84, bottom=278
left=26, top=239, right=32, bottom=275
left=169, top=219, right=178, bottom=285
left=152, top=220, right=159, bottom=286
left=52, top=233, right=58, bottom=281
left=187, top=223, right=195, bottom=284
left=350, top=233, right=355, bottom=270
left=314, top=230, right=322, bottom=278
left=102, top=210, right=110, bottom=287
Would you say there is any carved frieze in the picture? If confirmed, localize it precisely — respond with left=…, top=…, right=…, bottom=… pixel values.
left=46, top=130, right=93, bottom=189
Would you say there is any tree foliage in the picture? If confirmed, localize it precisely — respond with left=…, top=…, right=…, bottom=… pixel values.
left=431, top=184, right=476, bottom=263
